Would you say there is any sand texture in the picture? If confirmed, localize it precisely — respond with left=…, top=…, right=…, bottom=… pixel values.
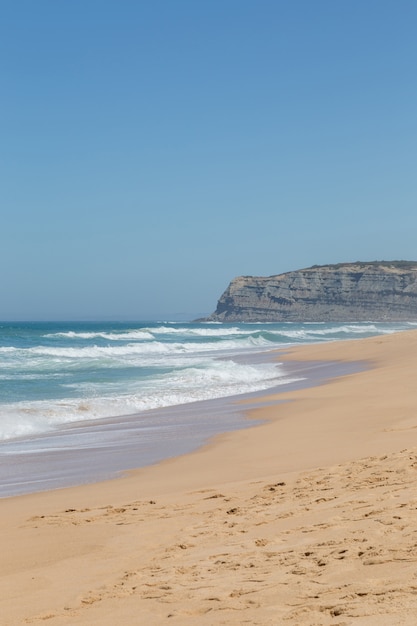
left=2, top=329, right=417, bottom=625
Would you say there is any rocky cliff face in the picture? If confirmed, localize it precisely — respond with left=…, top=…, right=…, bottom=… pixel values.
left=205, top=262, right=417, bottom=322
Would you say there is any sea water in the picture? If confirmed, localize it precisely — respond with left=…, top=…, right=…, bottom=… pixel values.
left=0, top=320, right=414, bottom=496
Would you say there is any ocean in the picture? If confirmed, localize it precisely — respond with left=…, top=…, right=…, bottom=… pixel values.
left=0, top=320, right=414, bottom=496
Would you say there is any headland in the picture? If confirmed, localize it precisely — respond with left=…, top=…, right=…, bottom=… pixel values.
left=205, top=261, right=417, bottom=322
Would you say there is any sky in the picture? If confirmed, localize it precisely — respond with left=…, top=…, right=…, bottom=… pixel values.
left=1, top=0, right=417, bottom=320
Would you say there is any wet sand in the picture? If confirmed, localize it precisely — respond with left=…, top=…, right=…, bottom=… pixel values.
left=0, top=358, right=363, bottom=498
left=2, top=329, right=417, bottom=625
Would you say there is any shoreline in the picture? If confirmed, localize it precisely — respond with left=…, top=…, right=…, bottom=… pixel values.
left=0, top=353, right=364, bottom=498
left=2, top=329, right=417, bottom=624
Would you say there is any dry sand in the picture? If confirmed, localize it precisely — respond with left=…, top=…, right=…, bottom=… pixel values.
left=2, top=329, right=417, bottom=625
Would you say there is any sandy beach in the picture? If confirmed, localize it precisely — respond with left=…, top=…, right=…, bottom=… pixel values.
left=2, top=329, right=417, bottom=625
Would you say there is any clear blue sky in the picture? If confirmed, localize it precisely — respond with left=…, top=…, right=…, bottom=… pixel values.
left=2, top=0, right=416, bottom=320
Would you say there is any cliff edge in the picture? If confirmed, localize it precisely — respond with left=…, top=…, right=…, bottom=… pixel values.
left=205, top=261, right=417, bottom=322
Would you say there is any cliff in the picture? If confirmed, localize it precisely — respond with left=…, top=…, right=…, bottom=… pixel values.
left=205, top=262, right=417, bottom=322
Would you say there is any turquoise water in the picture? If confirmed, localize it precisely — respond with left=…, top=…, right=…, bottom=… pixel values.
left=0, top=320, right=414, bottom=442
left=0, top=319, right=414, bottom=496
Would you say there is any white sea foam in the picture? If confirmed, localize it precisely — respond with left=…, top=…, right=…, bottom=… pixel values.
left=43, top=323, right=407, bottom=346
left=265, top=323, right=406, bottom=340
left=0, top=320, right=411, bottom=443
left=5, top=336, right=276, bottom=364
left=0, top=360, right=299, bottom=441
left=149, top=325, right=254, bottom=337
left=45, top=330, right=154, bottom=341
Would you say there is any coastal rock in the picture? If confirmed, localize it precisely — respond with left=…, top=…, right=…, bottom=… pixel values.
left=205, top=261, right=417, bottom=322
